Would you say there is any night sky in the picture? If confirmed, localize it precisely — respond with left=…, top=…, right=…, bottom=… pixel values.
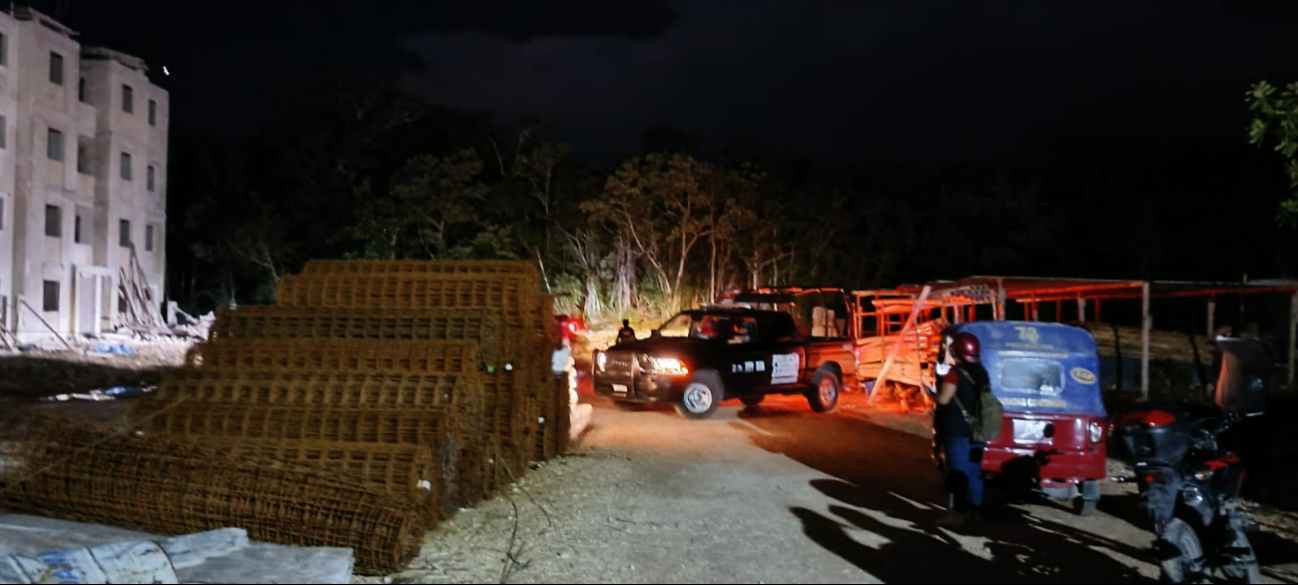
left=40, top=0, right=1298, bottom=164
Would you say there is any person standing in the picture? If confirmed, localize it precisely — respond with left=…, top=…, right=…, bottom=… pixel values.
left=933, top=331, right=990, bottom=528
left=617, top=319, right=637, bottom=344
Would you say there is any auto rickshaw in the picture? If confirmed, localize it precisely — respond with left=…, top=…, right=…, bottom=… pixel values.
left=943, top=321, right=1108, bottom=515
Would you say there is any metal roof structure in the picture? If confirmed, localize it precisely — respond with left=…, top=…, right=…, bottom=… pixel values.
left=867, top=275, right=1298, bottom=398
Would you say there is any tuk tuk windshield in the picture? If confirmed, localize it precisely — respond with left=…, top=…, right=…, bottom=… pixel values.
left=1000, top=358, right=1065, bottom=395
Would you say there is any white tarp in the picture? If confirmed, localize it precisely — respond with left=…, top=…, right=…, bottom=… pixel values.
left=0, top=515, right=354, bottom=584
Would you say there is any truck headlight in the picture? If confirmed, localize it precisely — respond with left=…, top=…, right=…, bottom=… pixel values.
left=596, top=351, right=607, bottom=372
left=642, top=355, right=689, bottom=376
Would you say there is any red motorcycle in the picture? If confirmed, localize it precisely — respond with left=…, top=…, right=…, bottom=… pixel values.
left=1113, top=403, right=1261, bottom=584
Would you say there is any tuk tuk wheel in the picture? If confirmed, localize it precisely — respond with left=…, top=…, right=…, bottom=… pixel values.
left=1074, top=496, right=1099, bottom=516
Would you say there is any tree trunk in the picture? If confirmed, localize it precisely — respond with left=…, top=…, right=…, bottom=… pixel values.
left=709, top=238, right=717, bottom=304
left=615, top=236, right=636, bottom=314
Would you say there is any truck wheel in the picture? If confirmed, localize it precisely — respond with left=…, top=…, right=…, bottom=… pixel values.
left=740, top=395, right=765, bottom=409
left=676, top=372, right=723, bottom=420
left=807, top=370, right=840, bottom=413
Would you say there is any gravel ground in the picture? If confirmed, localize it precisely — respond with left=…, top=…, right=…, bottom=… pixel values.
left=355, top=393, right=1298, bottom=584
left=1, top=344, right=1292, bottom=584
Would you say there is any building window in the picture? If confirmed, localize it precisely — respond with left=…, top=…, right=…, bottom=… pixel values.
left=74, top=213, right=82, bottom=243
left=49, top=51, right=63, bottom=85
left=47, top=128, right=64, bottom=161
left=148, top=100, right=157, bottom=126
left=122, top=84, right=133, bottom=113
left=78, top=77, right=87, bottom=103
left=0, top=196, right=5, bottom=230
left=145, top=224, right=154, bottom=251
left=120, top=152, right=131, bottom=180
left=0, top=32, right=7, bottom=66
left=76, top=140, right=89, bottom=174
left=146, top=165, right=155, bottom=191
left=44, top=205, right=61, bottom=237
left=117, top=294, right=126, bottom=314
left=43, top=281, right=59, bottom=312
left=119, top=219, right=130, bottom=247
left=0, top=115, right=6, bottom=149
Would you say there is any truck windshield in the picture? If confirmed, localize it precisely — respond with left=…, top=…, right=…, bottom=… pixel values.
left=658, top=313, right=732, bottom=340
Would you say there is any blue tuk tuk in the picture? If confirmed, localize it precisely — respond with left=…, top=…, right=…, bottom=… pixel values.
left=945, top=321, right=1108, bottom=515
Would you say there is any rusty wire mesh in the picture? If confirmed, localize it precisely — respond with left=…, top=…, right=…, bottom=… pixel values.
left=139, top=404, right=457, bottom=446
left=209, top=307, right=505, bottom=366
left=0, top=421, right=423, bottom=575
left=188, top=338, right=482, bottom=375
left=155, top=370, right=480, bottom=410
left=301, top=259, right=540, bottom=280
left=276, top=274, right=545, bottom=328
left=197, top=438, right=445, bottom=517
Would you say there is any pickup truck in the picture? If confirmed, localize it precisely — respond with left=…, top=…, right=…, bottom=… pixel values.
left=591, top=307, right=850, bottom=419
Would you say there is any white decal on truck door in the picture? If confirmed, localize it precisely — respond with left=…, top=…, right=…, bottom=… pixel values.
left=771, top=353, right=799, bottom=385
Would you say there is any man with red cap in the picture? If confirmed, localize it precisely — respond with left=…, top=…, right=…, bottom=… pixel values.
left=933, top=331, right=991, bottom=528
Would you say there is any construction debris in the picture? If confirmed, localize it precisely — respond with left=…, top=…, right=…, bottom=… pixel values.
left=0, top=260, right=576, bottom=577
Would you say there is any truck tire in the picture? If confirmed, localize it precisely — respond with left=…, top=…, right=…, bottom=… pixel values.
left=676, top=371, right=723, bottom=420
left=740, top=395, right=765, bottom=408
left=807, top=369, right=840, bottom=413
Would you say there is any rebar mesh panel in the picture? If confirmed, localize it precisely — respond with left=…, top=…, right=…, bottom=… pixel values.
left=302, top=260, right=540, bottom=280
left=0, top=422, right=423, bottom=575
left=189, top=339, right=481, bottom=375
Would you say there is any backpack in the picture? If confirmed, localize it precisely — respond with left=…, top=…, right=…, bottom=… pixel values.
left=953, top=367, right=1003, bottom=443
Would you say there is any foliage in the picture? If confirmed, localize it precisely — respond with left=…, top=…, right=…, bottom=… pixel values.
left=165, top=75, right=1298, bottom=317
left=1247, top=80, right=1298, bottom=222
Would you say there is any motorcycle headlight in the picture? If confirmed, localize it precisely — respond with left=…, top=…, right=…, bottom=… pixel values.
left=642, top=355, right=689, bottom=376
left=1088, top=421, right=1104, bottom=444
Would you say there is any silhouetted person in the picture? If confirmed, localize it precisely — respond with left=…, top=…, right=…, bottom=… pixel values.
left=616, top=320, right=636, bottom=344
left=933, top=331, right=990, bottom=529
left=1207, top=325, right=1234, bottom=397
left=1215, top=323, right=1270, bottom=417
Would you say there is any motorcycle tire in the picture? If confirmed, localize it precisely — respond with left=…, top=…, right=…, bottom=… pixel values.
left=1221, top=557, right=1261, bottom=584
left=1159, top=518, right=1209, bottom=584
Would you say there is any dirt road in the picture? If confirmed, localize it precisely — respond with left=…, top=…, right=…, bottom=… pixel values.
left=370, top=393, right=1298, bottom=584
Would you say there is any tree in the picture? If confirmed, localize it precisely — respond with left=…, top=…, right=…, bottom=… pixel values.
left=353, top=150, right=509, bottom=260
left=587, top=154, right=718, bottom=311
left=1246, top=80, right=1298, bottom=223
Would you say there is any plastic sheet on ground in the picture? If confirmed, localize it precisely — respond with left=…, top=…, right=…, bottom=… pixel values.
left=0, top=515, right=354, bottom=584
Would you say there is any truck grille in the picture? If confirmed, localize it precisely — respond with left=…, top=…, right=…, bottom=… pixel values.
left=601, top=351, right=636, bottom=377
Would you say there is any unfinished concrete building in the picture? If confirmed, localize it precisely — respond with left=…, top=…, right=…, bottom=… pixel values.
left=0, top=7, right=168, bottom=343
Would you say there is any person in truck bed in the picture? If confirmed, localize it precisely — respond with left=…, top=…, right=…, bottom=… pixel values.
left=616, top=320, right=636, bottom=344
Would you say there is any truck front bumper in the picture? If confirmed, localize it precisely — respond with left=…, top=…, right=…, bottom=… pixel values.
left=592, top=373, right=690, bottom=404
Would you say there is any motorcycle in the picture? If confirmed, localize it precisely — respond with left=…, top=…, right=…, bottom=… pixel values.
left=1113, top=402, right=1261, bottom=584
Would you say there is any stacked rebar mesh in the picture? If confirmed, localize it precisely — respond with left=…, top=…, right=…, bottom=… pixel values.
left=0, top=422, right=424, bottom=575
left=0, top=260, right=569, bottom=575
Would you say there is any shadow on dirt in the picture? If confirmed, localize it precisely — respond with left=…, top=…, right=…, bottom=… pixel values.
left=737, top=408, right=1155, bottom=584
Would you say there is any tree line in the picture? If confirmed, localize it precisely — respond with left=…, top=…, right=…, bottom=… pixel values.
left=167, top=76, right=1298, bottom=322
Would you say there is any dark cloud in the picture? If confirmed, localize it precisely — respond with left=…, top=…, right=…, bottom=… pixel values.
left=28, top=0, right=1298, bottom=164
left=400, top=0, right=1298, bottom=163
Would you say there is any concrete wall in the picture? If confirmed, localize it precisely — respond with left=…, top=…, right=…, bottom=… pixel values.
left=0, top=7, right=167, bottom=342
left=0, top=13, right=17, bottom=333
